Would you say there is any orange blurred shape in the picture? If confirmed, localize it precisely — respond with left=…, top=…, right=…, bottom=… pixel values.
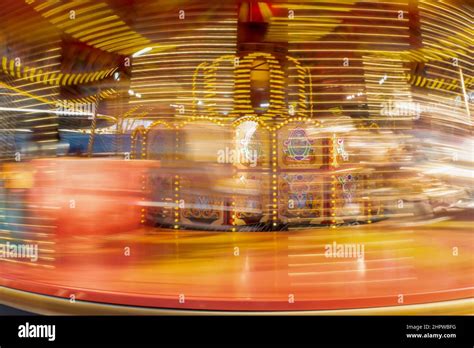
left=28, top=158, right=159, bottom=238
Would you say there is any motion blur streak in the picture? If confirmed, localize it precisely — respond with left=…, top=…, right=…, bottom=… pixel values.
left=0, top=217, right=472, bottom=312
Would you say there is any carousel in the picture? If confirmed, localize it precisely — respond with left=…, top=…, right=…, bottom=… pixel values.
left=127, top=49, right=384, bottom=231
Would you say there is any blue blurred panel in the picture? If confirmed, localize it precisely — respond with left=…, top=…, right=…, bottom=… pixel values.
left=59, top=133, right=132, bottom=155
